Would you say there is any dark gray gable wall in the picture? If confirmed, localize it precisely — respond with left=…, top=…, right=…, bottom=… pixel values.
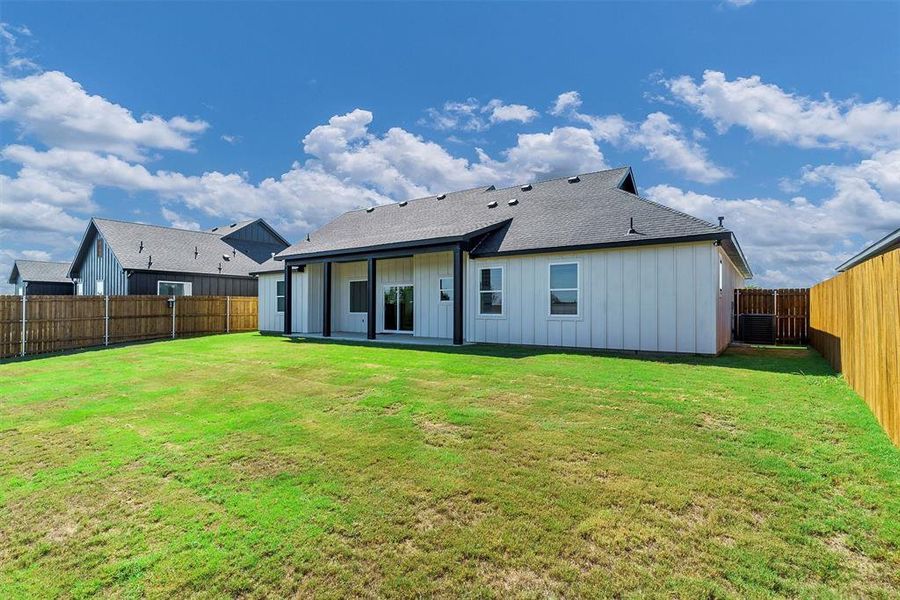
left=72, top=225, right=129, bottom=295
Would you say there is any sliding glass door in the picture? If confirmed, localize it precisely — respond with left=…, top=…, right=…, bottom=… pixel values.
left=383, top=285, right=413, bottom=333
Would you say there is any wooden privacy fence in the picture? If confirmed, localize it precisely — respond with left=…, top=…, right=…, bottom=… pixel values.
left=809, top=248, right=899, bottom=446
left=0, top=295, right=257, bottom=359
left=733, top=288, right=810, bottom=345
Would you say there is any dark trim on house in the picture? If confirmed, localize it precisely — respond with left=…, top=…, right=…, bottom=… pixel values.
left=453, top=244, right=464, bottom=345
left=283, top=263, right=292, bottom=335
left=367, top=258, right=376, bottom=339
left=322, top=261, right=332, bottom=337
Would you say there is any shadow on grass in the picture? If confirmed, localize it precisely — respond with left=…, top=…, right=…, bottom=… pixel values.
left=282, top=336, right=837, bottom=377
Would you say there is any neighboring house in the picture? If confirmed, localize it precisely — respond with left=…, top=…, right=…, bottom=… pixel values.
left=260, top=167, right=752, bottom=354
left=68, top=218, right=289, bottom=296
left=836, top=228, right=900, bottom=272
left=7, top=260, right=75, bottom=296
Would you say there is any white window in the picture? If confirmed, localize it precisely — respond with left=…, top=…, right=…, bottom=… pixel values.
left=549, top=262, right=579, bottom=316
left=276, top=280, right=285, bottom=313
left=439, top=277, right=453, bottom=302
left=157, top=281, right=192, bottom=296
left=17, top=284, right=24, bottom=296
left=349, top=280, right=368, bottom=313
left=76, top=281, right=83, bottom=295
left=95, top=279, right=105, bottom=295
left=478, top=267, right=503, bottom=315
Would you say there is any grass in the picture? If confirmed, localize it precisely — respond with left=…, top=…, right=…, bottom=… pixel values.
left=0, top=334, right=898, bottom=598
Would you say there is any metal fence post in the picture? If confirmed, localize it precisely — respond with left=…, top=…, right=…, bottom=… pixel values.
left=171, top=296, right=176, bottom=339
left=104, top=295, right=109, bottom=346
left=20, top=290, right=26, bottom=357
left=226, top=296, right=230, bottom=333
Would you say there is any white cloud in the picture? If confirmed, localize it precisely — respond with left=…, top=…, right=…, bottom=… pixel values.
left=220, top=134, right=240, bottom=144
left=161, top=207, right=200, bottom=231
left=420, top=97, right=539, bottom=131
left=0, top=22, right=39, bottom=73
left=484, top=99, right=539, bottom=124
left=0, top=71, right=209, bottom=161
left=645, top=153, right=900, bottom=286
left=551, top=91, right=729, bottom=183
left=632, top=112, right=731, bottom=184
left=725, top=0, right=755, bottom=7
left=667, top=70, right=900, bottom=151
left=0, top=197, right=85, bottom=233
left=550, top=91, right=582, bottom=116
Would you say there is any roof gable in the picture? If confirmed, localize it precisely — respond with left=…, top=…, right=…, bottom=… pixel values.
left=10, top=260, right=72, bottom=284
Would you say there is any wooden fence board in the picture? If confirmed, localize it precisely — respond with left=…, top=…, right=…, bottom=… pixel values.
left=0, top=295, right=258, bottom=360
left=810, top=248, right=900, bottom=446
left=734, top=288, right=810, bottom=344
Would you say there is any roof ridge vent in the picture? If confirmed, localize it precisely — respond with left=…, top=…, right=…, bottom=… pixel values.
left=508, top=198, right=518, bottom=206
left=398, top=201, right=408, bottom=207
left=230, top=223, right=237, bottom=227
left=484, top=185, right=496, bottom=192
left=487, top=200, right=498, bottom=208
left=211, top=227, right=218, bottom=232
left=567, top=176, right=580, bottom=184
left=520, top=184, right=532, bottom=192
left=436, top=193, right=446, bottom=200
left=366, top=206, right=375, bottom=213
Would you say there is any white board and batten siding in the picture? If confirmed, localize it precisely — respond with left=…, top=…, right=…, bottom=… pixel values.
left=465, top=241, right=738, bottom=354
left=258, top=240, right=743, bottom=354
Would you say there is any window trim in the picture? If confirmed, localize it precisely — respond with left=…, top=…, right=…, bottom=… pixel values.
left=276, top=279, right=286, bottom=313
left=157, top=280, right=192, bottom=296
left=548, top=261, right=580, bottom=318
left=477, top=265, right=505, bottom=318
left=439, top=276, right=454, bottom=303
left=348, top=279, right=368, bottom=314
left=718, top=259, right=724, bottom=294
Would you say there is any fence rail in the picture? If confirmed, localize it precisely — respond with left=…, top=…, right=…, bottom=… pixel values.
left=0, top=295, right=257, bottom=359
left=734, top=288, right=810, bottom=345
left=809, top=248, right=899, bottom=447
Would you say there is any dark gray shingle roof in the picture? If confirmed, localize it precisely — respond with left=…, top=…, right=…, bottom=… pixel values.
left=8, top=260, right=72, bottom=284
left=78, top=219, right=267, bottom=277
left=277, top=167, right=751, bottom=277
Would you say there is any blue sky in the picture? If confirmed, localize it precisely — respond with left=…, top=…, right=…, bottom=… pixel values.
left=1, top=1, right=899, bottom=290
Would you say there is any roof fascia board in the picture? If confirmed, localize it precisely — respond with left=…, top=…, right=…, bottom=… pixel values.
left=277, top=220, right=511, bottom=263
left=836, top=228, right=900, bottom=272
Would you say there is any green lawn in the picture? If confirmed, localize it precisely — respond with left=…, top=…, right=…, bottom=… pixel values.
left=0, top=334, right=898, bottom=598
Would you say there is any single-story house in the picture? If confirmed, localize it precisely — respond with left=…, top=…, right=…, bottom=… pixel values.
left=7, top=259, right=75, bottom=296
left=68, top=217, right=289, bottom=296
left=836, top=227, right=900, bottom=272
left=259, top=167, right=752, bottom=354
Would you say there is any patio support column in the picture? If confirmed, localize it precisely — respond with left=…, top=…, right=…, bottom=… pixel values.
left=323, top=261, right=332, bottom=337
left=453, top=244, right=464, bottom=345
left=283, top=262, right=292, bottom=335
left=367, top=257, right=377, bottom=340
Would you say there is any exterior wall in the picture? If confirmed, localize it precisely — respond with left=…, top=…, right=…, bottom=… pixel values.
left=716, top=246, right=746, bottom=353
left=465, top=241, right=722, bottom=354
left=127, top=271, right=257, bottom=296
left=257, top=272, right=284, bottom=332
left=23, top=281, right=75, bottom=296
left=223, top=222, right=284, bottom=245
left=281, top=242, right=727, bottom=354
left=284, top=254, right=454, bottom=337
left=73, top=229, right=128, bottom=295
